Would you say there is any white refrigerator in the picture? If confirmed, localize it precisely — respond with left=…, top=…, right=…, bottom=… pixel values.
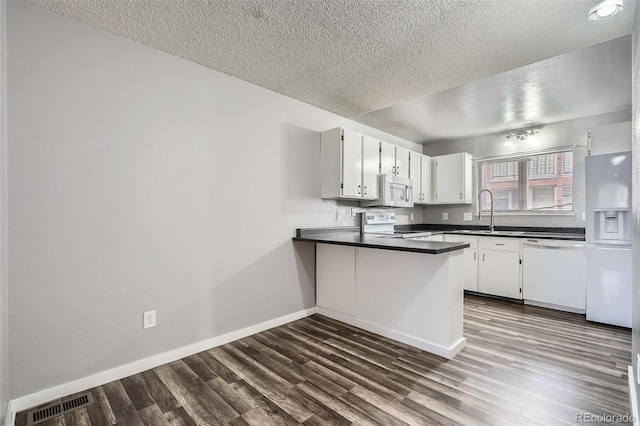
left=585, top=151, right=632, bottom=328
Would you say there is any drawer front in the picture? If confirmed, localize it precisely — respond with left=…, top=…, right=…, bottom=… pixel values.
left=443, top=234, right=478, bottom=248
left=479, top=237, right=520, bottom=251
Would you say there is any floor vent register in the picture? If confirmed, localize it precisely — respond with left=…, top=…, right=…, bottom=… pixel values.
left=26, top=392, right=94, bottom=425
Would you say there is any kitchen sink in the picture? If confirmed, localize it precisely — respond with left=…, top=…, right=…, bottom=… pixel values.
left=485, top=231, right=524, bottom=235
left=455, top=230, right=524, bottom=236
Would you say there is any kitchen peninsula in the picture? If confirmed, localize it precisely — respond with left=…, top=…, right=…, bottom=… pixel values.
left=294, top=227, right=470, bottom=359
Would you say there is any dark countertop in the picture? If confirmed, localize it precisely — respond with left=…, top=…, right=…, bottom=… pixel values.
left=293, top=224, right=585, bottom=254
left=394, top=224, right=585, bottom=241
left=293, top=230, right=469, bottom=255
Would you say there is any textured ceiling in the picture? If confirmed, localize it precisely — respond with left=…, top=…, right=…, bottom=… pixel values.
left=29, top=0, right=635, bottom=140
left=356, top=35, right=632, bottom=142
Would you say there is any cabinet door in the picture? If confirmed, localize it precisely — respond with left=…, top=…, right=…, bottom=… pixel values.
left=421, top=155, right=432, bottom=204
left=341, top=129, right=363, bottom=198
left=463, top=250, right=479, bottom=292
left=361, top=135, right=380, bottom=199
left=380, top=141, right=395, bottom=176
left=317, top=244, right=356, bottom=316
left=409, top=151, right=422, bottom=203
left=395, top=146, right=410, bottom=178
left=433, top=153, right=464, bottom=203
left=478, top=249, right=521, bottom=299
left=444, top=234, right=478, bottom=291
left=432, top=153, right=472, bottom=204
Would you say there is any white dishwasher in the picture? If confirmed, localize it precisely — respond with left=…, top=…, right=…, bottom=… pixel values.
left=522, top=239, right=586, bottom=313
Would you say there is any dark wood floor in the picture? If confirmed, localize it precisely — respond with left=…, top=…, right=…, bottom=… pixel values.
left=16, top=295, right=632, bottom=425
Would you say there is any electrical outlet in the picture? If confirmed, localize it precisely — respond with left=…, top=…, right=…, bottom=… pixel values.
left=143, top=310, right=156, bottom=329
left=442, top=212, right=448, bottom=221
left=410, top=212, right=415, bottom=221
left=463, top=212, right=473, bottom=221
left=582, top=212, right=586, bottom=222
left=335, top=210, right=341, bottom=221
left=351, top=208, right=357, bottom=218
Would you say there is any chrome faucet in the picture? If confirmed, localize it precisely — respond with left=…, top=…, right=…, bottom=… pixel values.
left=478, top=189, right=494, bottom=232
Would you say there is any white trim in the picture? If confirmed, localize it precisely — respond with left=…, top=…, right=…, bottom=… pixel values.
left=475, top=144, right=578, bottom=161
left=316, top=307, right=466, bottom=359
left=3, top=401, right=15, bottom=426
left=4, top=307, right=318, bottom=422
left=629, top=366, right=639, bottom=426
left=524, top=300, right=585, bottom=315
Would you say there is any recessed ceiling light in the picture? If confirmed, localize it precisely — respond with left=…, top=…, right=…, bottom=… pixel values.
left=588, top=0, right=623, bottom=21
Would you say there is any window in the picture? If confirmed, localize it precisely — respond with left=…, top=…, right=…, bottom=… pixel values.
left=477, top=150, right=573, bottom=213
left=490, top=161, right=518, bottom=181
left=529, top=154, right=556, bottom=177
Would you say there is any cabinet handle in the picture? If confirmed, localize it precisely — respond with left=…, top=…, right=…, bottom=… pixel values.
left=392, top=166, right=396, bottom=175
left=364, top=186, right=367, bottom=195
left=495, top=243, right=505, bottom=246
left=397, top=166, right=400, bottom=174
left=357, top=185, right=361, bottom=194
left=460, top=192, right=462, bottom=200
left=482, top=253, right=485, bottom=261
left=474, top=252, right=476, bottom=260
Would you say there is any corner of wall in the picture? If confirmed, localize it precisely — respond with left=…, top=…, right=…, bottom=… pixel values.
left=0, top=0, right=8, bottom=423
left=630, top=0, right=640, bottom=421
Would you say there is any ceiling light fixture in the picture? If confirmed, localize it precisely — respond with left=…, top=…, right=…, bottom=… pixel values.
left=588, top=0, right=623, bottom=21
left=504, top=129, right=539, bottom=146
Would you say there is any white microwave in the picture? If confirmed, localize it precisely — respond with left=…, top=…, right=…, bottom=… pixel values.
left=361, top=174, right=414, bottom=208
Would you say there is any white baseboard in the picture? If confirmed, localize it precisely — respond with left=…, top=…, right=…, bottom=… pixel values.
left=316, top=307, right=466, bottom=359
left=629, top=366, right=639, bottom=426
left=4, top=307, right=318, bottom=426
left=523, top=299, right=585, bottom=315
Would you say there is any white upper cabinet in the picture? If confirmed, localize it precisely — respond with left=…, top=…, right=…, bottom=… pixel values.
left=380, top=141, right=410, bottom=179
left=340, top=128, right=363, bottom=198
left=321, top=127, right=379, bottom=200
left=432, top=152, right=473, bottom=204
left=410, top=152, right=432, bottom=204
left=361, top=135, right=380, bottom=199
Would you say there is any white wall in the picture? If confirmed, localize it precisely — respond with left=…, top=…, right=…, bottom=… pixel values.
left=0, top=0, right=7, bottom=421
left=422, top=110, right=631, bottom=227
left=6, top=2, right=422, bottom=399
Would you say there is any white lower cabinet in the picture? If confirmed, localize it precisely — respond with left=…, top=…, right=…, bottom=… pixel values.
left=478, top=237, right=522, bottom=299
left=443, top=234, right=478, bottom=291
left=316, top=244, right=356, bottom=316
left=445, top=235, right=522, bottom=299
left=315, top=244, right=466, bottom=359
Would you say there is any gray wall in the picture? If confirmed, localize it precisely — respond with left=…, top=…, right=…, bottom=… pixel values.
left=631, top=0, right=640, bottom=416
left=0, top=0, right=7, bottom=421
left=422, top=110, right=631, bottom=228
left=6, top=2, right=421, bottom=399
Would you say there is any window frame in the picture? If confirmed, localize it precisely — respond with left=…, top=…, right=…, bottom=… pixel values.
left=475, top=147, right=575, bottom=215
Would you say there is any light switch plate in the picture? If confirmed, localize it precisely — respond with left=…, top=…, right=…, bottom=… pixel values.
left=410, top=212, right=414, bottom=221
left=442, top=212, right=448, bottom=221
left=463, top=212, right=473, bottom=221
left=582, top=212, right=586, bottom=222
